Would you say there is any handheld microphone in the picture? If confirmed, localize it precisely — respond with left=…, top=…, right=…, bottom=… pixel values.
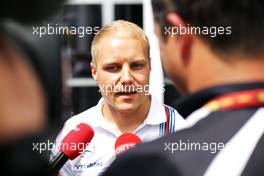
left=50, top=123, right=94, bottom=174
left=115, top=133, right=142, bottom=156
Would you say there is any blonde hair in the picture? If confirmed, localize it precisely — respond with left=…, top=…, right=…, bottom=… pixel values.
left=91, top=20, right=150, bottom=63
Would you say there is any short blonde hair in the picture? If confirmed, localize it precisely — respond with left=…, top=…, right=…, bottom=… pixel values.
left=91, top=20, right=150, bottom=63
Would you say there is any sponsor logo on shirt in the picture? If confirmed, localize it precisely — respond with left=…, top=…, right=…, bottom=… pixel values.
left=75, top=161, right=103, bottom=169
left=79, top=143, right=95, bottom=159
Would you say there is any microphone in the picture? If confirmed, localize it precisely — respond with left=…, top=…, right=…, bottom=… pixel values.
left=115, top=133, right=142, bottom=156
left=50, top=123, right=94, bottom=174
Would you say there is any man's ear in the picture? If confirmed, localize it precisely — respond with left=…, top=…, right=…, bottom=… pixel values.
left=166, top=12, right=192, bottom=62
left=149, top=57, right=152, bottom=71
left=90, top=62, right=97, bottom=81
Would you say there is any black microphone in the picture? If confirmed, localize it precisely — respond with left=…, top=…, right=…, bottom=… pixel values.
left=50, top=123, right=94, bottom=174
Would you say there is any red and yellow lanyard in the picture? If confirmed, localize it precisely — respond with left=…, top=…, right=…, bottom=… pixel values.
left=204, top=89, right=264, bottom=112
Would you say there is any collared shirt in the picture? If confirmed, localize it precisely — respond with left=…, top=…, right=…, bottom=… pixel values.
left=51, top=96, right=185, bottom=176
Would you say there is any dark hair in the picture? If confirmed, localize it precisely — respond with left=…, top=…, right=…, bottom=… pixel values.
left=152, top=0, right=264, bottom=56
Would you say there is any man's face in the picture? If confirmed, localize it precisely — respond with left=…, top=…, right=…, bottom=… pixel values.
left=91, top=36, right=151, bottom=113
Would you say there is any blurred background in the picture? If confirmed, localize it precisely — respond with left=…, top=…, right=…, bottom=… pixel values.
left=47, top=0, right=181, bottom=121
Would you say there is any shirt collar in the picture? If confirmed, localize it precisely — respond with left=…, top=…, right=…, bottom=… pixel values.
left=143, top=96, right=167, bottom=125
left=90, top=98, right=107, bottom=127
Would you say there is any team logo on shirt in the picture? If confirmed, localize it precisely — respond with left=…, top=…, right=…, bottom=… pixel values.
left=79, top=143, right=95, bottom=159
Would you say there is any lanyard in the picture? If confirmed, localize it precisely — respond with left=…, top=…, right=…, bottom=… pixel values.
left=204, top=89, right=264, bottom=112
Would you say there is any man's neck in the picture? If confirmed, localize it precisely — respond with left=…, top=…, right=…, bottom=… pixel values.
left=102, top=96, right=151, bottom=134
left=187, top=38, right=264, bottom=93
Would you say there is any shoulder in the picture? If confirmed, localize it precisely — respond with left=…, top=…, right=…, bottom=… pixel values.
left=102, top=125, right=206, bottom=176
left=52, top=105, right=100, bottom=153
left=63, top=105, right=99, bottom=133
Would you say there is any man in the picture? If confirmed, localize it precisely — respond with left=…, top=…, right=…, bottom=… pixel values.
left=102, top=0, right=264, bottom=175
left=52, top=20, right=185, bottom=176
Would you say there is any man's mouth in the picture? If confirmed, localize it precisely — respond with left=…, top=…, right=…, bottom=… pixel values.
left=116, top=91, right=137, bottom=96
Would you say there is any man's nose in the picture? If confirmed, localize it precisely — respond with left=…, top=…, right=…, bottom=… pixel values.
left=120, top=65, right=133, bottom=84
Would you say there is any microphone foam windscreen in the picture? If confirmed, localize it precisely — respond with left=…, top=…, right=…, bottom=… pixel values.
left=60, top=123, right=94, bottom=160
left=115, top=133, right=142, bottom=156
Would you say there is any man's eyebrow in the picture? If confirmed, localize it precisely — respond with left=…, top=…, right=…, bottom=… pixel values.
left=102, top=62, right=119, bottom=66
left=130, top=60, right=148, bottom=64
left=101, top=59, right=147, bottom=66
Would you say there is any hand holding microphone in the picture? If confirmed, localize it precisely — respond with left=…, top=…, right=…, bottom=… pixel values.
left=50, top=123, right=94, bottom=174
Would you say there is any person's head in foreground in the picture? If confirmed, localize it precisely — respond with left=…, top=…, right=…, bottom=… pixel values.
left=0, top=24, right=59, bottom=176
left=152, top=0, right=264, bottom=95
left=0, top=36, right=46, bottom=143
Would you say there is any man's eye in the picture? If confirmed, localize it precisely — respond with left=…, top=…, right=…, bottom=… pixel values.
left=131, top=63, right=144, bottom=70
left=105, top=66, right=120, bottom=72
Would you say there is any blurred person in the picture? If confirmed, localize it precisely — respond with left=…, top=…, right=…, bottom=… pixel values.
left=0, top=0, right=64, bottom=145
left=0, top=22, right=62, bottom=176
left=0, top=0, right=64, bottom=175
left=101, top=0, right=264, bottom=175
left=0, top=35, right=46, bottom=142
left=0, top=32, right=50, bottom=176
left=52, top=20, right=185, bottom=176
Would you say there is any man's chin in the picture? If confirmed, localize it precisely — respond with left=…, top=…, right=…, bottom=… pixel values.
left=114, top=103, right=140, bottom=114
